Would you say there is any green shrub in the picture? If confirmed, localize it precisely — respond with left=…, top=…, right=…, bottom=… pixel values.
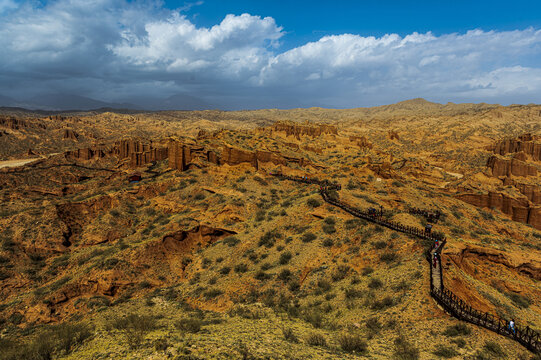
left=331, top=265, right=350, bottom=282
left=219, top=266, right=231, bottom=275
left=317, top=279, right=331, bottom=292
left=337, top=333, right=367, bottom=353
left=203, top=288, right=223, bottom=299
left=175, top=318, right=202, bottom=333
left=279, top=251, right=292, bottom=265
left=307, top=198, right=321, bottom=208
left=258, top=230, right=282, bottom=248
left=443, top=323, right=471, bottom=337
left=362, top=266, right=374, bottom=276
left=373, top=240, right=387, bottom=249
left=302, top=232, right=317, bottom=243
left=365, top=317, right=382, bottom=335
left=344, top=287, right=362, bottom=299
left=282, top=327, right=299, bottom=343
left=393, top=336, right=419, bottom=360
left=322, top=223, right=336, bottom=234
left=451, top=338, right=466, bottom=348
left=507, top=292, right=531, bottom=308
left=51, top=322, right=93, bottom=354
left=371, top=296, right=394, bottom=310
left=304, top=309, right=325, bottom=328
left=324, top=217, right=336, bottom=225
left=288, top=280, right=300, bottom=292
left=322, top=238, right=334, bottom=247
left=345, top=219, right=362, bottom=230
left=433, top=344, right=459, bottom=358
left=112, top=314, right=157, bottom=349
left=234, top=263, right=248, bottom=273
left=368, top=278, right=383, bottom=289
left=305, top=332, right=327, bottom=347
left=254, top=271, right=271, bottom=281
left=223, top=236, right=240, bottom=247
left=278, top=269, right=292, bottom=281
left=380, top=251, right=399, bottom=264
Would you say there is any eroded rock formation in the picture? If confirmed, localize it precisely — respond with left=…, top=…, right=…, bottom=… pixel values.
left=63, top=129, right=79, bottom=140
left=456, top=192, right=541, bottom=229
left=489, top=134, right=541, bottom=161
left=486, top=155, right=537, bottom=177
left=271, top=121, right=337, bottom=140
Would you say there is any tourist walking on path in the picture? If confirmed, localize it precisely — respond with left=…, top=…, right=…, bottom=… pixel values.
left=509, top=319, right=516, bottom=335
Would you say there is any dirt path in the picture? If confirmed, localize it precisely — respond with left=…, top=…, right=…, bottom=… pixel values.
left=0, top=158, right=42, bottom=169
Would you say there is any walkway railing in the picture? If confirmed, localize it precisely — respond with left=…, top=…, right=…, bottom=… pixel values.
left=271, top=173, right=541, bottom=354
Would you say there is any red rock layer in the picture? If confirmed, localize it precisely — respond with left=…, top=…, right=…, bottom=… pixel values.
left=490, top=134, right=541, bottom=161
left=486, top=155, right=537, bottom=177
left=456, top=192, right=541, bottom=229
left=168, top=140, right=220, bottom=171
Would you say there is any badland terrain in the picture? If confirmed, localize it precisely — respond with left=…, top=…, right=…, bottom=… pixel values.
left=0, top=98, right=540, bottom=359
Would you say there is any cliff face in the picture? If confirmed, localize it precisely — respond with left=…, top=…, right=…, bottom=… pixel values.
left=221, top=145, right=258, bottom=168
left=168, top=140, right=220, bottom=171
left=168, top=140, right=190, bottom=171
left=66, top=139, right=168, bottom=167
left=490, top=134, right=541, bottom=161
left=486, top=155, right=537, bottom=177
left=456, top=192, right=541, bottom=229
left=272, top=121, right=337, bottom=140
left=220, top=144, right=316, bottom=170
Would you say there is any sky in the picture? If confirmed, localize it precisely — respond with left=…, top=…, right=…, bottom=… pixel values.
left=0, top=0, right=540, bottom=110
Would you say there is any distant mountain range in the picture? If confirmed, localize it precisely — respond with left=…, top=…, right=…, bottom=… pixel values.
left=0, top=93, right=215, bottom=111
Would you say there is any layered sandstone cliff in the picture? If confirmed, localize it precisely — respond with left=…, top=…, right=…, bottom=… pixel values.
left=489, top=133, right=541, bottom=161
left=486, top=155, right=537, bottom=177
left=456, top=191, right=541, bottom=229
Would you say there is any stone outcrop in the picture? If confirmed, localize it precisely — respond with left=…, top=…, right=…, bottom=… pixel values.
left=168, top=140, right=192, bottom=171
left=66, top=146, right=110, bottom=161
left=168, top=140, right=220, bottom=171
left=271, top=121, right=337, bottom=140
left=302, top=145, right=323, bottom=154
left=489, top=134, right=541, bottom=161
left=220, top=144, right=316, bottom=170
left=63, top=129, right=79, bottom=140
left=388, top=130, right=400, bottom=141
left=130, top=148, right=168, bottom=167
left=221, top=145, right=258, bottom=168
left=486, top=155, right=537, bottom=177
left=456, top=192, right=541, bottom=229
left=0, top=115, right=47, bottom=130
left=66, top=139, right=168, bottom=167
left=349, top=135, right=372, bottom=149
left=0, top=116, right=26, bottom=130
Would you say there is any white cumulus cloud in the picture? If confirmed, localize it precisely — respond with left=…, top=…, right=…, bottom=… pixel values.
left=0, top=0, right=540, bottom=108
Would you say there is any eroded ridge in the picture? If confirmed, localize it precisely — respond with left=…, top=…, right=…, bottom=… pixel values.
left=271, top=173, right=541, bottom=354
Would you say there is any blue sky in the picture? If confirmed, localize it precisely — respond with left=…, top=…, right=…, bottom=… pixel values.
left=0, top=0, right=540, bottom=109
left=177, top=0, right=541, bottom=48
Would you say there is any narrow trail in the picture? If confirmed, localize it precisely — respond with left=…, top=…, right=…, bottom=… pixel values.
left=271, top=173, right=541, bottom=354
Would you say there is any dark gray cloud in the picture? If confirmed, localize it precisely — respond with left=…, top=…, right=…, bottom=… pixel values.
left=0, top=0, right=540, bottom=110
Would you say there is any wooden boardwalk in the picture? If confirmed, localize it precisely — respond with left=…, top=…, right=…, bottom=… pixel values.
left=272, top=173, right=541, bottom=354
